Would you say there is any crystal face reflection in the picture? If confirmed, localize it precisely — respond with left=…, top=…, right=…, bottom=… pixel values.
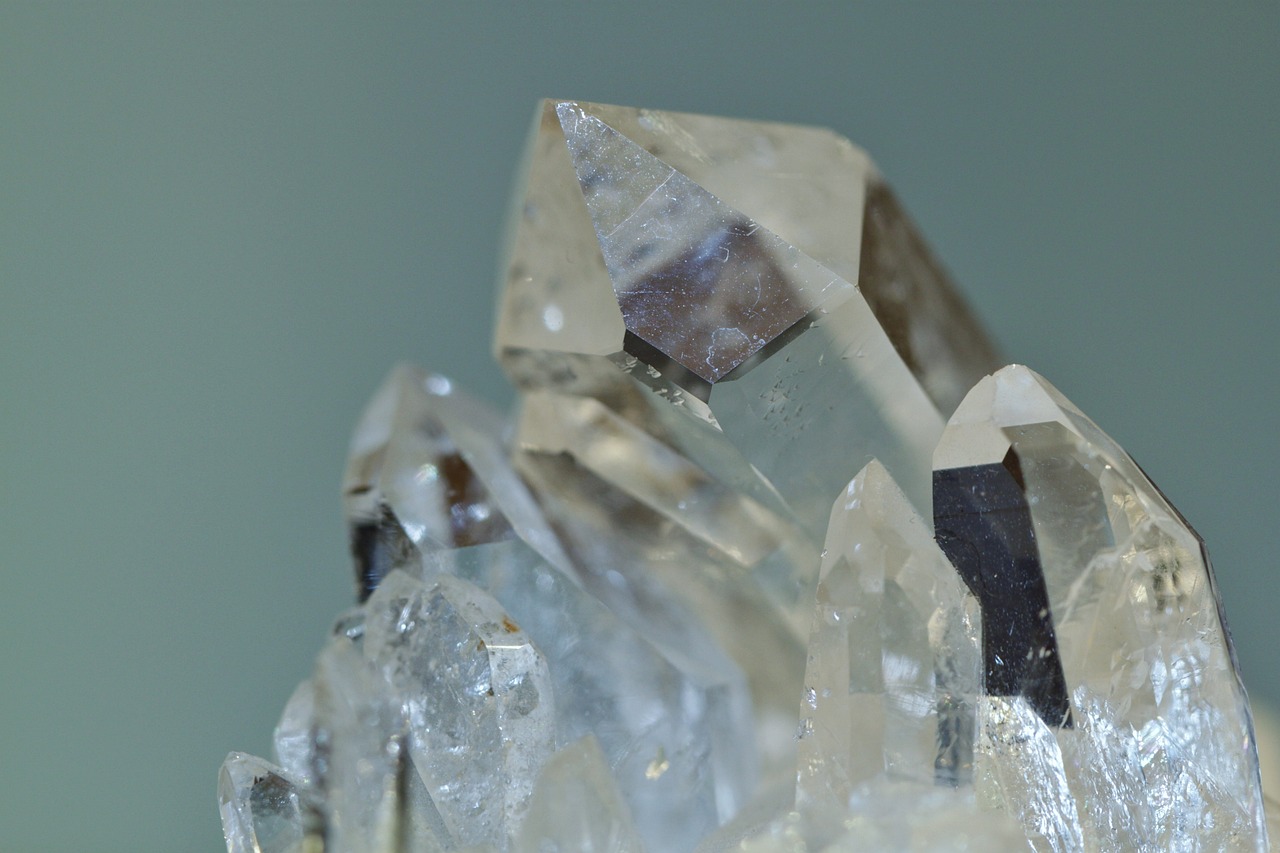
left=220, top=102, right=1269, bottom=853
left=498, top=99, right=1001, bottom=528
left=933, top=451, right=1072, bottom=728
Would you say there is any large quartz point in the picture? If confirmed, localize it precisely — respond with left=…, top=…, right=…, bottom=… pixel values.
left=933, top=365, right=1267, bottom=850
left=496, top=99, right=1000, bottom=532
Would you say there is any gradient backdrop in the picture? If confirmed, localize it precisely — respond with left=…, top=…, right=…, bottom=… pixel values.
left=3, top=4, right=1277, bottom=850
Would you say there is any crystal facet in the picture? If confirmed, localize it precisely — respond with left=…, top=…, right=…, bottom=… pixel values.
left=796, top=460, right=982, bottom=832
left=497, top=99, right=1001, bottom=529
left=934, top=365, right=1266, bottom=850
left=219, top=752, right=315, bottom=853
left=222, top=102, right=1269, bottom=853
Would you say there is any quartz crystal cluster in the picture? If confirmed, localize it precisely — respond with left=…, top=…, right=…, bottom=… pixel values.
left=220, top=101, right=1270, bottom=852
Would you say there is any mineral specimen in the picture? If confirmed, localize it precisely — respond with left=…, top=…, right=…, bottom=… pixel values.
left=220, top=101, right=1270, bottom=852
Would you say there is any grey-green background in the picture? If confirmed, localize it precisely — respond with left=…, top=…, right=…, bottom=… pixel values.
left=2, top=4, right=1276, bottom=850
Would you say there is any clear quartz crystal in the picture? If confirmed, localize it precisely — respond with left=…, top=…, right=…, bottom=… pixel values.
left=496, top=99, right=1000, bottom=531
left=796, top=461, right=982, bottom=839
left=934, top=365, right=1267, bottom=851
left=222, top=103, right=1268, bottom=853
left=219, top=752, right=314, bottom=853
left=515, top=736, right=646, bottom=853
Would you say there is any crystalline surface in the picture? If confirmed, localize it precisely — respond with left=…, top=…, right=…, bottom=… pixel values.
left=697, top=779, right=1027, bottom=853
left=219, top=752, right=313, bottom=853
left=515, top=736, right=646, bottom=853
left=222, top=102, right=1269, bottom=853
left=417, top=538, right=753, bottom=852
left=364, top=570, right=556, bottom=849
left=797, top=461, right=982, bottom=836
left=934, top=365, right=1267, bottom=850
left=497, top=99, right=1000, bottom=530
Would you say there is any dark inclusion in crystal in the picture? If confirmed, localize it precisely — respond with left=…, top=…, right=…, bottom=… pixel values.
left=348, top=451, right=516, bottom=602
left=350, top=505, right=417, bottom=603
left=933, top=448, right=1072, bottom=728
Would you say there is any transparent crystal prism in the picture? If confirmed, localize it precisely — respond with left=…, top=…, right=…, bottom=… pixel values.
left=934, top=365, right=1267, bottom=850
left=797, top=461, right=982, bottom=835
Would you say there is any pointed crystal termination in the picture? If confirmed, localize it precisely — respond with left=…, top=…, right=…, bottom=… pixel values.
left=364, top=570, right=557, bottom=849
left=933, top=365, right=1267, bottom=850
left=343, top=365, right=523, bottom=600
left=496, top=99, right=1000, bottom=528
left=343, top=365, right=758, bottom=850
left=797, top=461, right=982, bottom=839
left=219, top=752, right=318, bottom=853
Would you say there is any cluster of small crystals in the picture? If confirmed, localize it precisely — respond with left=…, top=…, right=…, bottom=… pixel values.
left=220, top=101, right=1271, bottom=852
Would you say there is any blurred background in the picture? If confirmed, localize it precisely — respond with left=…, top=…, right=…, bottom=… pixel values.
left=2, top=4, right=1277, bottom=850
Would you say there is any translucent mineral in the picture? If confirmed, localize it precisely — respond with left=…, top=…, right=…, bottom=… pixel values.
left=414, top=538, right=754, bottom=851
left=514, top=736, right=645, bottom=853
left=496, top=99, right=1001, bottom=531
left=218, top=752, right=316, bottom=853
left=934, top=365, right=1267, bottom=850
left=221, top=102, right=1269, bottom=853
left=796, top=461, right=982, bottom=840
left=364, top=569, right=557, bottom=848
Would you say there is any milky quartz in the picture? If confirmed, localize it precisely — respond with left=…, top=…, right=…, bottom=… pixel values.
left=221, top=102, right=1268, bottom=853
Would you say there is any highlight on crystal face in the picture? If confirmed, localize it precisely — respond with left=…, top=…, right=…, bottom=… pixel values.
left=220, top=100, right=1270, bottom=852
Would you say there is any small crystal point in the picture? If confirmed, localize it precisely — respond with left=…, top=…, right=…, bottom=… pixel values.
left=343, top=364, right=575, bottom=605
left=219, top=752, right=312, bottom=853
left=343, top=364, right=520, bottom=599
left=933, top=364, right=1267, bottom=850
